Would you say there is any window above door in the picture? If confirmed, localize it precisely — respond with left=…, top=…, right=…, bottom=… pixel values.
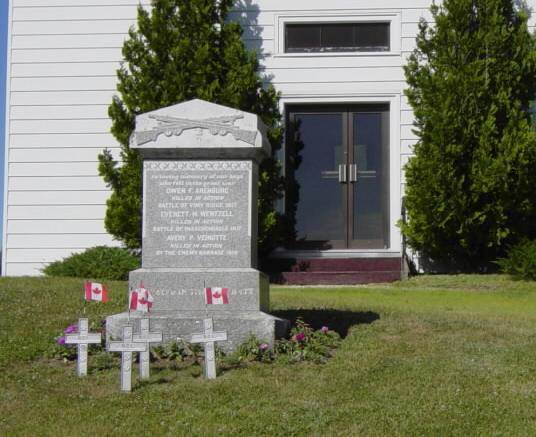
left=285, top=22, right=390, bottom=53
left=274, top=11, right=401, bottom=57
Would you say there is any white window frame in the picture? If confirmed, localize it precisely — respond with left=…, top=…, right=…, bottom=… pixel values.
left=274, top=10, right=402, bottom=58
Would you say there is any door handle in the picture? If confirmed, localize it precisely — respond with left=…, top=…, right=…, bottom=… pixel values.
left=338, top=164, right=347, bottom=183
left=320, top=170, right=339, bottom=179
left=349, top=164, right=358, bottom=182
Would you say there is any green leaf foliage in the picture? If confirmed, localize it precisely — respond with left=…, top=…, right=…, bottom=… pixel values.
left=42, top=246, right=140, bottom=281
left=98, top=0, right=285, bottom=255
left=402, top=0, right=536, bottom=270
left=496, top=239, right=536, bottom=280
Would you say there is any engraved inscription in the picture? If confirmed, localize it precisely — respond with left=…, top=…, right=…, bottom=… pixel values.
left=143, top=160, right=251, bottom=268
left=152, top=288, right=254, bottom=297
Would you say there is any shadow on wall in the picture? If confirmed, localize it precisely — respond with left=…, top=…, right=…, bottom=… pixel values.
left=232, top=0, right=275, bottom=82
left=232, top=0, right=264, bottom=59
left=272, top=309, right=380, bottom=339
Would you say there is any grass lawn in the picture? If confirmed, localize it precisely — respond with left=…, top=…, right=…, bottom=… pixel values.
left=1, top=275, right=536, bottom=436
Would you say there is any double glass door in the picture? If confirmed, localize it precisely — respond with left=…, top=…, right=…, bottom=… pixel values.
left=287, top=105, right=390, bottom=249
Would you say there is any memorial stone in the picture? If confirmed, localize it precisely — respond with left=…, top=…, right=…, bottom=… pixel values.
left=190, top=318, right=227, bottom=379
left=107, top=326, right=148, bottom=392
left=64, top=318, right=101, bottom=377
left=107, top=99, right=288, bottom=352
left=133, top=318, right=163, bottom=380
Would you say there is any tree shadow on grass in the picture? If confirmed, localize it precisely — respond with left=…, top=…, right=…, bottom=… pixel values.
left=272, top=309, right=380, bottom=338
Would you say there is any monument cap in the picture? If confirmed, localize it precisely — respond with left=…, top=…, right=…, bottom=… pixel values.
left=130, top=98, right=271, bottom=161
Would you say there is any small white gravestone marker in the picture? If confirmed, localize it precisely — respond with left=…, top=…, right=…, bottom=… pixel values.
left=133, top=318, right=162, bottom=380
left=190, top=318, right=227, bottom=380
left=64, top=318, right=101, bottom=377
left=107, top=326, right=148, bottom=392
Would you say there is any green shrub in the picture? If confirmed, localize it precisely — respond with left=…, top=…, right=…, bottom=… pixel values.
left=150, top=340, right=202, bottom=364
left=402, top=0, right=536, bottom=269
left=42, top=246, right=140, bottom=280
left=274, top=318, right=341, bottom=364
left=221, top=319, right=342, bottom=367
left=497, top=240, right=536, bottom=280
left=99, top=0, right=285, bottom=255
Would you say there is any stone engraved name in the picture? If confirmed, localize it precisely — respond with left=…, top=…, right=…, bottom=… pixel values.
left=108, top=342, right=147, bottom=352
left=144, top=161, right=250, bottom=267
left=152, top=288, right=254, bottom=297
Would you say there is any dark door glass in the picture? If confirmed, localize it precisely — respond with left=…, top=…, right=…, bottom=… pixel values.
left=286, top=106, right=389, bottom=250
left=351, top=112, right=389, bottom=248
left=290, top=113, right=346, bottom=247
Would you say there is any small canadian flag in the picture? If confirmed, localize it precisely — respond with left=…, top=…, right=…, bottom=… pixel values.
left=129, top=283, right=154, bottom=313
left=84, top=281, right=109, bottom=302
left=205, top=287, right=229, bottom=305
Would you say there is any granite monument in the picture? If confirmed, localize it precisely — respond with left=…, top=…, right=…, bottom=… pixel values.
left=106, top=99, right=288, bottom=352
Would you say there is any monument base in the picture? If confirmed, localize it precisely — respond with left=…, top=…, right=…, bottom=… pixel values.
left=106, top=311, right=289, bottom=353
left=129, top=268, right=270, bottom=312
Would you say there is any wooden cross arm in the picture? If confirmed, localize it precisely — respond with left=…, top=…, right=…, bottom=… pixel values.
left=190, top=332, right=228, bottom=343
left=133, top=333, right=163, bottom=343
left=107, top=342, right=148, bottom=353
left=65, top=333, right=102, bottom=344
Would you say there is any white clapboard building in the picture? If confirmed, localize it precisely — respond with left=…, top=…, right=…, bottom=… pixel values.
left=3, top=1, right=535, bottom=282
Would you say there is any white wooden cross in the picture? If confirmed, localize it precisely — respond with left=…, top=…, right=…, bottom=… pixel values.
left=133, top=318, right=162, bottom=380
left=107, top=326, right=148, bottom=392
left=190, top=318, right=227, bottom=380
left=64, top=318, right=101, bottom=377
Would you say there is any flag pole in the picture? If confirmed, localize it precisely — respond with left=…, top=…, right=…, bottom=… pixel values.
left=128, top=286, right=132, bottom=325
left=83, top=281, right=87, bottom=316
left=204, top=280, right=208, bottom=319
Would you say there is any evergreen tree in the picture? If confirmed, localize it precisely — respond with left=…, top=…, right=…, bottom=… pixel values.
left=99, top=0, right=283, bottom=254
left=402, top=0, right=536, bottom=270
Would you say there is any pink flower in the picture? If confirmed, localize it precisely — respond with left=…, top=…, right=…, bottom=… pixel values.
left=64, top=324, right=78, bottom=334
left=294, top=332, right=306, bottom=342
left=259, top=343, right=269, bottom=351
left=56, top=336, right=66, bottom=346
left=321, top=326, right=329, bottom=333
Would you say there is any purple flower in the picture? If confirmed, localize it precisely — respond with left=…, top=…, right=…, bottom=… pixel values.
left=64, top=324, right=78, bottom=334
left=294, top=332, right=306, bottom=342
left=56, top=336, right=66, bottom=346
left=259, top=343, right=269, bottom=351
left=321, top=326, right=329, bottom=333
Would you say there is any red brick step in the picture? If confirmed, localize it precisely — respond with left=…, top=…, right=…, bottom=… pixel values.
left=280, top=270, right=401, bottom=285
left=265, top=257, right=403, bottom=285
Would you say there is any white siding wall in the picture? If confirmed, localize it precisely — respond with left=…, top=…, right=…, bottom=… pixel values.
left=3, top=1, right=142, bottom=275
left=3, top=0, right=536, bottom=275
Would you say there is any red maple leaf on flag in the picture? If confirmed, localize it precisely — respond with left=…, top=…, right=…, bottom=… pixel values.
left=84, top=281, right=109, bottom=302
left=204, top=287, right=229, bottom=305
